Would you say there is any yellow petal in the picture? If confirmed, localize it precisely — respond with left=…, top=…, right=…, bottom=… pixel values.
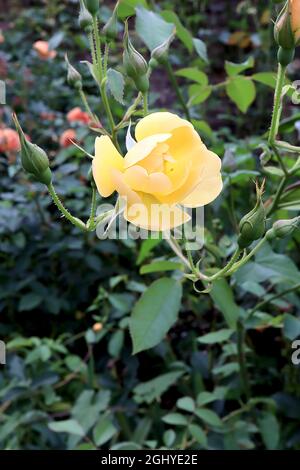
left=181, top=151, right=223, bottom=207
left=92, top=136, right=124, bottom=197
left=124, top=193, right=190, bottom=231
left=124, top=134, right=171, bottom=168
left=156, top=134, right=211, bottom=204
left=124, top=165, right=173, bottom=195
left=111, top=169, right=141, bottom=206
left=135, top=112, right=192, bottom=142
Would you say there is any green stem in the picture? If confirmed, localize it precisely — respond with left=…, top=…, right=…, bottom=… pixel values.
left=267, top=175, right=288, bottom=215
left=143, top=92, right=148, bottom=116
left=271, top=144, right=289, bottom=176
left=88, top=31, right=97, bottom=68
left=275, top=140, right=300, bottom=154
left=89, top=20, right=119, bottom=148
left=247, top=282, right=300, bottom=319
left=92, top=16, right=103, bottom=81
left=87, top=182, right=97, bottom=231
left=79, top=88, right=99, bottom=125
left=208, top=248, right=242, bottom=281
left=165, top=60, right=191, bottom=121
left=237, top=320, right=251, bottom=401
left=226, top=237, right=267, bottom=276
left=103, top=42, right=110, bottom=77
left=47, top=183, right=87, bottom=231
left=115, top=93, right=143, bottom=130
left=268, top=63, right=286, bottom=146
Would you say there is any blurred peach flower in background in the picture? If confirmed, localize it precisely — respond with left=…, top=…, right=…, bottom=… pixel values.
left=33, top=40, right=56, bottom=60
left=67, top=107, right=90, bottom=125
left=59, top=129, right=77, bottom=148
left=0, top=128, right=21, bottom=153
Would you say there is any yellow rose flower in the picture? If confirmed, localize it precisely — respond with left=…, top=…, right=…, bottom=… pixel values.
left=290, top=0, right=300, bottom=43
left=92, top=112, right=222, bottom=231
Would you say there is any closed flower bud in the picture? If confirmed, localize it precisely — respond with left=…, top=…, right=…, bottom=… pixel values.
left=266, top=216, right=300, bottom=240
left=151, top=31, right=175, bottom=65
left=65, top=54, right=82, bottom=89
left=102, top=2, right=119, bottom=40
left=79, top=0, right=93, bottom=33
left=84, top=0, right=99, bottom=16
left=13, top=114, right=52, bottom=185
left=238, top=181, right=266, bottom=249
left=274, top=1, right=295, bottom=49
left=123, top=23, right=149, bottom=93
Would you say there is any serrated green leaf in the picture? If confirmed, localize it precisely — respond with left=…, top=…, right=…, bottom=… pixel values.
left=226, top=76, right=256, bottom=113
left=176, top=67, right=208, bottom=85
left=162, top=413, right=188, bottom=426
left=161, top=10, right=193, bottom=52
left=188, top=84, right=212, bottom=105
left=195, top=408, right=223, bottom=427
left=107, top=68, right=125, bottom=104
left=18, top=293, right=43, bottom=312
left=93, top=417, right=117, bottom=446
left=258, top=412, right=280, bottom=450
left=177, top=396, right=195, bottom=412
left=198, top=329, right=234, bottom=344
left=252, top=72, right=277, bottom=88
left=188, top=424, right=207, bottom=446
left=193, top=38, right=208, bottom=63
left=284, top=314, right=300, bottom=341
left=225, top=57, right=254, bottom=76
left=136, top=6, right=175, bottom=51
left=140, top=260, right=184, bottom=275
left=129, top=278, right=182, bottom=353
left=48, top=419, right=84, bottom=437
left=209, top=279, right=241, bottom=329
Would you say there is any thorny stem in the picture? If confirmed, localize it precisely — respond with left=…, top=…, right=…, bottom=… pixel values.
left=79, top=88, right=99, bottom=125
left=87, top=182, right=97, bottom=231
left=47, top=183, right=87, bottom=231
left=92, top=16, right=103, bottom=81
left=226, top=237, right=267, bottom=276
left=237, top=320, right=251, bottom=401
left=268, top=63, right=286, bottom=146
left=247, top=282, right=300, bottom=319
left=143, top=92, right=149, bottom=116
left=115, top=93, right=143, bottom=130
left=165, top=60, right=191, bottom=121
left=267, top=174, right=288, bottom=215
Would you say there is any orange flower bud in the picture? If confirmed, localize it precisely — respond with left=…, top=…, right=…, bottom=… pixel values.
left=59, top=129, right=77, bottom=148
left=0, top=128, right=20, bottom=153
left=92, top=322, right=103, bottom=332
left=33, top=40, right=56, bottom=60
left=67, top=107, right=90, bottom=125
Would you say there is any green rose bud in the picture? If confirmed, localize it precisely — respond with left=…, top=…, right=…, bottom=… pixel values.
left=123, top=22, right=149, bottom=93
left=238, top=181, right=266, bottom=249
left=266, top=217, right=300, bottom=240
left=79, top=0, right=93, bottom=33
left=102, top=2, right=119, bottom=40
left=65, top=54, right=82, bottom=90
left=84, top=0, right=99, bottom=16
left=274, top=2, right=295, bottom=49
left=13, top=114, right=52, bottom=186
left=274, top=1, right=296, bottom=65
left=151, top=31, right=175, bottom=65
